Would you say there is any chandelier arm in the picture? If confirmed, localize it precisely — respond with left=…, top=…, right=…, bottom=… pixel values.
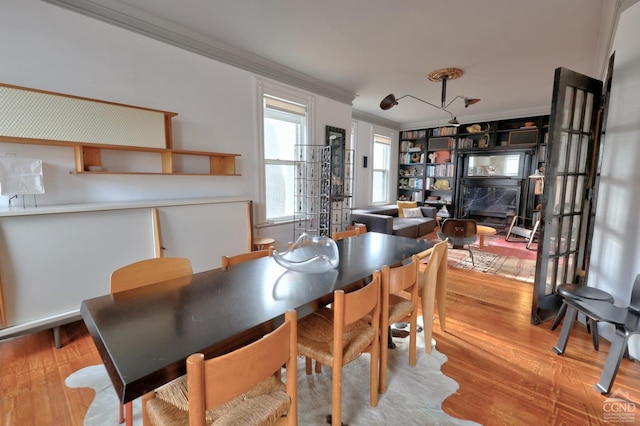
left=442, top=108, right=454, bottom=119
left=399, top=94, right=442, bottom=110
left=443, top=95, right=465, bottom=110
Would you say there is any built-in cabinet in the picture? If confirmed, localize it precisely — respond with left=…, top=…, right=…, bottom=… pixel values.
left=398, top=115, right=549, bottom=229
left=0, top=82, right=240, bottom=176
left=0, top=198, right=252, bottom=339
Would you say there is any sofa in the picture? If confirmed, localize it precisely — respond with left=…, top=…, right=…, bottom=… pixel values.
left=351, top=203, right=437, bottom=239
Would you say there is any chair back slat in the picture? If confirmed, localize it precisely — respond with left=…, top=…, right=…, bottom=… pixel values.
left=110, top=257, right=193, bottom=294
left=187, top=310, right=297, bottom=424
left=332, top=229, right=360, bottom=241
left=221, top=248, right=272, bottom=271
left=342, top=272, right=381, bottom=326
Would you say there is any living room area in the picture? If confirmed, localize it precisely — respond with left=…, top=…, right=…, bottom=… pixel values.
left=2, top=1, right=640, bottom=425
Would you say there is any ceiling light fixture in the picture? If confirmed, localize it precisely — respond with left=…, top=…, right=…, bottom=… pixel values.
left=380, top=67, right=480, bottom=127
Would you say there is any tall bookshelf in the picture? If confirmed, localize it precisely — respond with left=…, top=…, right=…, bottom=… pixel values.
left=398, top=129, right=427, bottom=203
left=424, top=130, right=456, bottom=217
left=397, top=127, right=456, bottom=216
left=398, top=117, right=550, bottom=225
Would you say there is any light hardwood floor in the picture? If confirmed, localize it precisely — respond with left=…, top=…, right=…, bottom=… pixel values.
left=1, top=267, right=638, bottom=425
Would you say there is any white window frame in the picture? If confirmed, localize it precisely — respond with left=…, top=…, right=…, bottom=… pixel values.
left=371, top=130, right=392, bottom=205
left=256, top=79, right=314, bottom=225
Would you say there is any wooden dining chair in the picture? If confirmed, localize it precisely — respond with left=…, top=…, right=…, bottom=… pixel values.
left=379, top=255, right=420, bottom=393
left=110, top=257, right=193, bottom=426
left=331, top=228, right=360, bottom=241
left=145, top=310, right=298, bottom=425
left=220, top=247, right=273, bottom=271
left=416, top=239, right=449, bottom=354
left=347, top=223, right=368, bottom=234
left=296, top=271, right=381, bottom=426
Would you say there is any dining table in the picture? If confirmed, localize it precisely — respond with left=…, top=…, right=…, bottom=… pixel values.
left=80, top=231, right=432, bottom=405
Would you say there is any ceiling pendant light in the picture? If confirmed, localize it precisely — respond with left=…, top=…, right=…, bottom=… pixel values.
left=380, top=67, right=480, bottom=126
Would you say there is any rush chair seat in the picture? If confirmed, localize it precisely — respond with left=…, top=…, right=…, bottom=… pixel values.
left=379, top=255, right=420, bottom=393
left=145, top=310, right=298, bottom=425
left=296, top=271, right=381, bottom=426
left=221, top=248, right=273, bottom=271
left=415, top=239, right=449, bottom=354
left=437, top=219, right=478, bottom=266
left=552, top=274, right=640, bottom=394
left=110, top=257, right=194, bottom=426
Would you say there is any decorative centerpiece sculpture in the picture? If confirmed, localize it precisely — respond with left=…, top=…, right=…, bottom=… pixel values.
left=273, top=233, right=339, bottom=273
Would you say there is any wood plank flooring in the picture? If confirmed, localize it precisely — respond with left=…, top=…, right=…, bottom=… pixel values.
left=1, top=267, right=638, bottom=425
left=439, top=268, right=640, bottom=425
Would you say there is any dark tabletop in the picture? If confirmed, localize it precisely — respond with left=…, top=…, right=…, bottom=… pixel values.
left=81, top=232, right=431, bottom=403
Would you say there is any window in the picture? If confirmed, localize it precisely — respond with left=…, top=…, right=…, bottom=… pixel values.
left=259, top=83, right=312, bottom=224
left=372, top=133, right=391, bottom=204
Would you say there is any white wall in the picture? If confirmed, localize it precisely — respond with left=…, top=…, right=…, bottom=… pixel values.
left=0, top=0, right=352, bottom=246
left=589, top=1, right=640, bottom=357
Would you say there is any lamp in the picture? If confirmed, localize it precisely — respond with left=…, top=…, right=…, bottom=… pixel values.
left=528, top=169, right=545, bottom=179
left=380, top=67, right=480, bottom=126
left=529, top=168, right=545, bottom=195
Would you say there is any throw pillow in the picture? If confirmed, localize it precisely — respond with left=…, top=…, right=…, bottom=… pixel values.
left=403, top=207, right=423, bottom=218
left=397, top=201, right=417, bottom=218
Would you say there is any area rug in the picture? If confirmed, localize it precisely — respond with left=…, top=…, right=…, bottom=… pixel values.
left=423, top=231, right=537, bottom=283
left=446, top=249, right=536, bottom=284
left=65, top=318, right=480, bottom=426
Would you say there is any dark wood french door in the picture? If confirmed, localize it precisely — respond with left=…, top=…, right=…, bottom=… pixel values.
left=531, top=67, right=604, bottom=324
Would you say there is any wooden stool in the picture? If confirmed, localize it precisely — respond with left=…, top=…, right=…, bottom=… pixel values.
left=253, top=237, right=275, bottom=251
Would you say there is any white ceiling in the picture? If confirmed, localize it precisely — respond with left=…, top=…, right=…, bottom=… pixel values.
left=50, top=0, right=619, bottom=129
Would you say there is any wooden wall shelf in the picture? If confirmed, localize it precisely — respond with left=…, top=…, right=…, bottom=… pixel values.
left=72, top=143, right=240, bottom=175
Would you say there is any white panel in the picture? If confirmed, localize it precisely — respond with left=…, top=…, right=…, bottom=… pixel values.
left=0, top=85, right=167, bottom=148
left=157, top=201, right=250, bottom=273
left=0, top=208, right=154, bottom=326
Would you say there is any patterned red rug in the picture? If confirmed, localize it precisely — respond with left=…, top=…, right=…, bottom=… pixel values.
left=423, top=231, right=538, bottom=283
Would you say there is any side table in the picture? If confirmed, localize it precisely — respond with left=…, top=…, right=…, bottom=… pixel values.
left=475, top=225, right=497, bottom=249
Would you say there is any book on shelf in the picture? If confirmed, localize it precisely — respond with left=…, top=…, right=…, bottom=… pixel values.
left=432, top=127, right=458, bottom=137
left=458, top=138, right=474, bottom=149
left=412, top=191, right=424, bottom=203
left=425, top=163, right=454, bottom=177
left=400, top=129, right=427, bottom=139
